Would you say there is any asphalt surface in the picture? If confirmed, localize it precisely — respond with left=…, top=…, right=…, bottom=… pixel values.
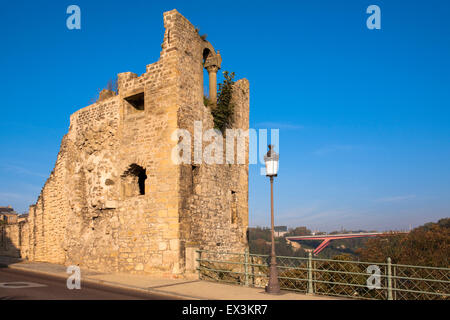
left=0, top=267, right=179, bottom=300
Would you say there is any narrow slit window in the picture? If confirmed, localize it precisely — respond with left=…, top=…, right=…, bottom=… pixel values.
left=231, top=190, right=237, bottom=224
left=192, top=165, right=199, bottom=190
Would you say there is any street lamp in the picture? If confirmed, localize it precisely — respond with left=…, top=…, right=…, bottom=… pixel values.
left=264, top=144, right=281, bottom=294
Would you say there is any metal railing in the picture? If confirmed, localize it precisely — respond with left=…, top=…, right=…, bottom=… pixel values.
left=196, top=249, right=450, bottom=300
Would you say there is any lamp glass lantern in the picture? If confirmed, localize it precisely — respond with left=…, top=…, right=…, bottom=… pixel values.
left=264, top=145, right=279, bottom=177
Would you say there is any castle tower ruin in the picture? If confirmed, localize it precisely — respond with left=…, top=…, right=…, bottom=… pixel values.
left=2, top=10, right=249, bottom=275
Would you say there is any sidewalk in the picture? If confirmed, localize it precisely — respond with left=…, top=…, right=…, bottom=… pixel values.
left=0, top=256, right=338, bottom=300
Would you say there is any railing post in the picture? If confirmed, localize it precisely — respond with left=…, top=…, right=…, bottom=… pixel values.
left=197, top=250, right=201, bottom=280
left=244, top=247, right=249, bottom=287
left=393, top=264, right=397, bottom=300
left=387, top=257, right=393, bottom=300
left=308, top=252, right=314, bottom=294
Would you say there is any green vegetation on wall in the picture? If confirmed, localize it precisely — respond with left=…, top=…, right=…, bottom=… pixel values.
left=211, top=71, right=235, bottom=133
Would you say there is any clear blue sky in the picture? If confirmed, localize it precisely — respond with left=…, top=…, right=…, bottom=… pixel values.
left=1, top=1, right=449, bottom=232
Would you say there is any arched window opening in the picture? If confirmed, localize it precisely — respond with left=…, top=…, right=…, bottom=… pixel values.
left=137, top=169, right=146, bottom=195
left=203, top=68, right=210, bottom=102
left=202, top=47, right=221, bottom=105
left=121, top=164, right=147, bottom=197
left=203, top=48, right=212, bottom=65
left=203, top=48, right=211, bottom=100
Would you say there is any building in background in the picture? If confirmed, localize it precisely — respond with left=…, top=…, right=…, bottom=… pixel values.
left=274, top=226, right=288, bottom=237
left=18, top=214, right=28, bottom=223
left=0, top=206, right=18, bottom=224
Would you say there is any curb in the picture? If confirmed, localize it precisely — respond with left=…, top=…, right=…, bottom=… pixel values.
left=2, top=260, right=340, bottom=300
left=4, top=263, right=203, bottom=300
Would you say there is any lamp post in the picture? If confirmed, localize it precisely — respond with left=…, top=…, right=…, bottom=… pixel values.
left=264, top=144, right=281, bottom=294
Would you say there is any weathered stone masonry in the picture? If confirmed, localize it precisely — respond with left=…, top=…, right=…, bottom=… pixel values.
left=0, top=10, right=249, bottom=276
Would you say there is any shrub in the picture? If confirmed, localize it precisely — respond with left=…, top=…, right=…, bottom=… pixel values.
left=211, top=71, right=235, bottom=132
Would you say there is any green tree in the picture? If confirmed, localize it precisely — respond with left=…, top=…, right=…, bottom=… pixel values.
left=211, top=71, right=235, bottom=132
left=285, top=226, right=311, bottom=237
left=356, top=218, right=450, bottom=267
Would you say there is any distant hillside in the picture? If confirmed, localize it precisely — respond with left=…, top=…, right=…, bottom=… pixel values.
left=248, top=226, right=372, bottom=259
left=356, top=218, right=449, bottom=267
left=249, top=218, right=449, bottom=267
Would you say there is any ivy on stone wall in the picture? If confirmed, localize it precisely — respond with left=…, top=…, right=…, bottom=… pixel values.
left=211, top=71, right=235, bottom=133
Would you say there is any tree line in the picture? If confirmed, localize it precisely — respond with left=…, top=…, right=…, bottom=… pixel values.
left=249, top=218, right=449, bottom=267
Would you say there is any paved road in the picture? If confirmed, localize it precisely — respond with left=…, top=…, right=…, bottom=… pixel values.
left=0, top=267, right=179, bottom=300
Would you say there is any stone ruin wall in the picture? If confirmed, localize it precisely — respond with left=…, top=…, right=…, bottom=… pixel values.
left=0, top=9, right=249, bottom=276
left=0, top=223, right=23, bottom=258
left=172, top=12, right=249, bottom=257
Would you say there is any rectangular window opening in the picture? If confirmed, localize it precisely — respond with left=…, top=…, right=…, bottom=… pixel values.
left=124, top=92, right=145, bottom=111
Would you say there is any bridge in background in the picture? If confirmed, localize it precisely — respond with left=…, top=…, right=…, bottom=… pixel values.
left=286, top=232, right=408, bottom=255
